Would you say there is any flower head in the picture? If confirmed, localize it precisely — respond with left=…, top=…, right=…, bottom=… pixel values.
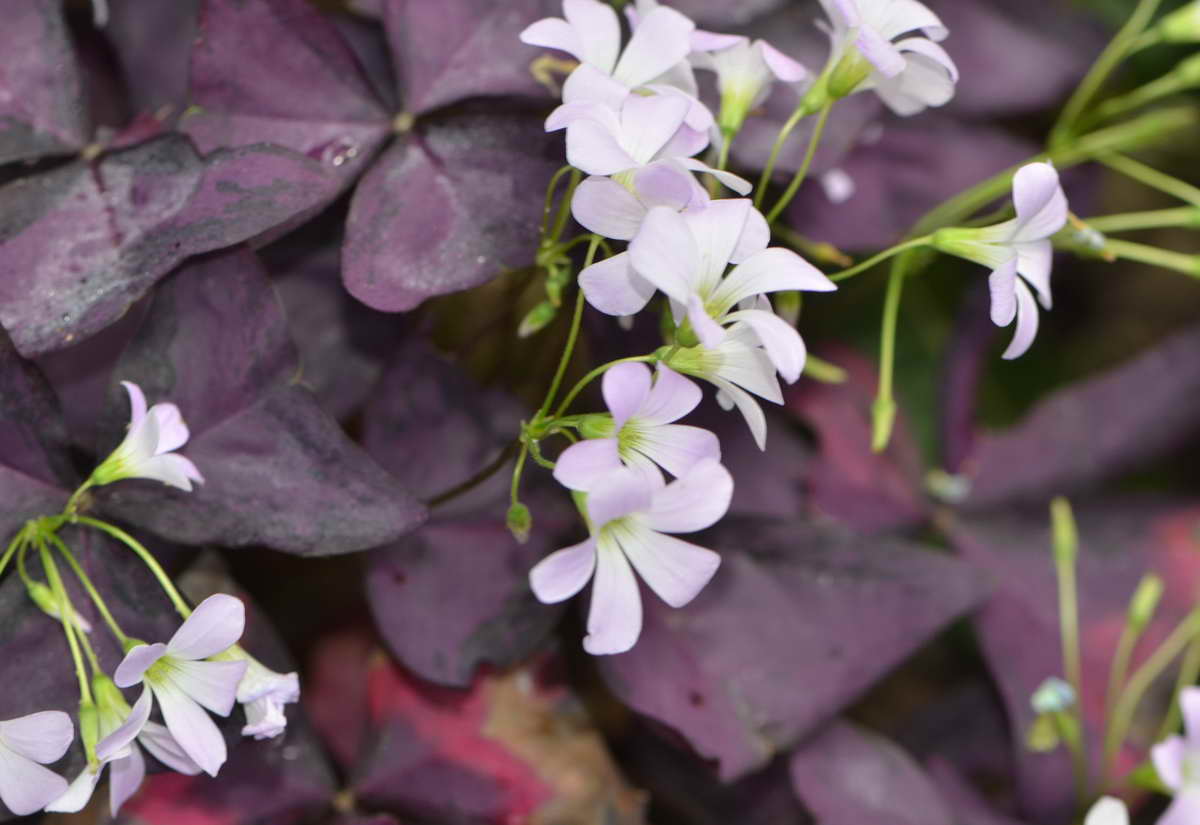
left=1151, top=686, right=1200, bottom=825
left=933, top=162, right=1068, bottom=359
left=693, top=38, right=810, bottom=135
left=0, top=711, right=73, bottom=815
left=112, top=594, right=247, bottom=776
left=532, top=458, right=731, bottom=654
left=91, top=381, right=204, bottom=491
left=212, top=645, right=300, bottom=740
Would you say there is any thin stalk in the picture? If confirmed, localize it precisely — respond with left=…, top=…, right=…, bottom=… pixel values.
left=1099, top=153, right=1200, bottom=207
left=45, top=531, right=130, bottom=646
left=535, top=236, right=599, bottom=420
left=1050, top=0, right=1166, bottom=147
left=1104, top=238, right=1200, bottom=278
left=803, top=355, right=847, bottom=384
left=755, top=101, right=816, bottom=208
left=716, top=135, right=732, bottom=172
left=766, top=102, right=833, bottom=224
left=540, top=165, right=574, bottom=238
left=1157, top=635, right=1200, bottom=742
left=829, top=237, right=932, bottom=283
left=74, top=516, right=191, bottom=619
left=1087, top=72, right=1190, bottom=127
left=547, top=170, right=583, bottom=245
left=1087, top=207, right=1200, bottom=233
left=39, top=541, right=92, bottom=704
left=510, top=442, right=531, bottom=507
left=553, top=355, right=659, bottom=418
left=427, top=440, right=519, bottom=508
left=0, top=529, right=25, bottom=580
left=1051, top=497, right=1089, bottom=803
left=1104, top=622, right=1142, bottom=755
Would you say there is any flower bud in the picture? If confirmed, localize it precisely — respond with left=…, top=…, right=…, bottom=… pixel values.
left=1126, top=573, right=1164, bottom=632
left=773, top=291, right=802, bottom=326
left=1026, top=712, right=1061, bottom=752
left=1051, top=497, right=1078, bottom=566
left=507, top=501, right=532, bottom=544
left=827, top=50, right=873, bottom=100
left=1032, top=676, right=1076, bottom=714
left=518, top=301, right=558, bottom=339
left=1158, top=2, right=1200, bottom=43
left=27, top=581, right=92, bottom=634
left=77, top=700, right=100, bottom=766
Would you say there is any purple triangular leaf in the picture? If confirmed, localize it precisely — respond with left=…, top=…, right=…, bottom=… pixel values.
left=343, top=109, right=559, bottom=312
left=0, top=0, right=89, bottom=165
left=961, top=324, right=1200, bottom=509
left=597, top=519, right=987, bottom=781
left=94, top=247, right=426, bottom=556
left=0, top=134, right=336, bottom=356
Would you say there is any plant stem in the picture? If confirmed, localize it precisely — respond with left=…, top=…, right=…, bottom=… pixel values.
left=766, top=102, right=834, bottom=224
left=1086, top=72, right=1189, bottom=128
left=829, top=237, right=933, bottom=283
left=1050, top=497, right=1090, bottom=803
left=871, top=265, right=906, bottom=452
left=39, top=541, right=92, bottom=704
left=45, top=531, right=130, bottom=646
left=1103, top=621, right=1142, bottom=783
left=427, top=440, right=519, bottom=508
left=74, top=516, right=191, bottom=619
left=510, top=442, right=531, bottom=507
left=716, top=135, right=732, bottom=172
left=1050, top=0, right=1165, bottom=147
left=755, top=100, right=816, bottom=209
left=1099, top=153, right=1200, bottom=207
left=0, top=529, right=25, bottom=580
left=1087, top=207, right=1200, bottom=233
left=553, top=355, right=659, bottom=418
left=536, top=237, right=599, bottom=420
left=540, top=164, right=574, bottom=238
left=803, top=354, right=847, bottom=384
left=1104, top=238, right=1200, bottom=278
left=1157, top=635, right=1200, bottom=742
left=548, top=170, right=583, bottom=246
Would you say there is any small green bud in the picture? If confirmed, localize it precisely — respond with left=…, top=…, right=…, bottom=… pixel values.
left=1026, top=713, right=1061, bottom=753
left=1127, top=573, right=1164, bottom=632
left=578, top=414, right=615, bottom=440
left=77, top=699, right=100, bottom=765
left=27, top=580, right=92, bottom=634
left=518, top=301, right=558, bottom=339
left=870, top=396, right=896, bottom=452
left=674, top=319, right=701, bottom=349
left=506, top=502, right=532, bottom=544
left=544, top=265, right=571, bottom=307
left=1175, top=52, right=1200, bottom=85
left=1159, top=2, right=1200, bottom=43
left=1031, top=676, right=1076, bottom=714
left=774, top=291, right=802, bottom=326
left=1051, top=497, right=1078, bottom=566
left=827, top=50, right=872, bottom=100
left=925, top=469, right=971, bottom=504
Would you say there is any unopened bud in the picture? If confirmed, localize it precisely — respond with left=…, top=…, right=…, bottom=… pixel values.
left=77, top=700, right=99, bottom=765
left=1050, top=497, right=1078, bottom=565
left=507, top=502, right=532, bottom=544
left=28, top=581, right=92, bottom=633
left=518, top=301, right=557, bottom=338
left=1026, top=713, right=1061, bottom=752
left=1127, top=573, right=1164, bottom=632
left=827, top=50, right=872, bottom=100
left=1159, top=2, right=1200, bottom=43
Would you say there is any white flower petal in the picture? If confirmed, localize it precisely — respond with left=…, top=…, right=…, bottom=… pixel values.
left=108, top=745, right=145, bottom=816
left=138, top=722, right=202, bottom=776
left=635, top=162, right=698, bottom=211
left=1158, top=790, right=1200, bottom=825
left=579, top=252, right=658, bottom=316
left=562, top=63, right=630, bottom=110
left=723, top=309, right=808, bottom=383
left=645, top=458, right=733, bottom=533
left=711, top=377, right=768, bottom=449
left=582, top=538, right=643, bottom=655
left=572, top=177, right=646, bottom=240
left=678, top=157, right=752, bottom=195
left=619, top=94, right=690, bottom=166
left=1152, top=735, right=1186, bottom=792
left=148, top=403, right=189, bottom=455
left=604, top=362, right=653, bottom=429
left=164, top=659, right=247, bottom=717
left=1001, top=277, right=1040, bottom=360
left=1182, top=686, right=1200, bottom=744
left=530, top=538, right=598, bottom=603
left=613, top=5, right=695, bottom=89
left=638, top=364, right=701, bottom=426
left=0, top=741, right=69, bottom=816
left=687, top=294, right=727, bottom=350
left=96, top=688, right=152, bottom=762
left=121, top=381, right=148, bottom=428
left=713, top=331, right=784, bottom=403
left=629, top=207, right=701, bottom=303
left=131, top=453, right=204, bottom=491
left=760, top=40, right=809, bottom=83
left=554, top=438, right=621, bottom=491
left=631, top=423, right=720, bottom=477
left=713, top=247, right=834, bottom=312
left=683, top=199, right=754, bottom=292
left=616, top=523, right=721, bottom=608
left=242, top=695, right=288, bottom=740
left=167, top=594, right=245, bottom=661
left=855, top=23, right=906, bottom=78
left=1012, top=162, right=1068, bottom=242
left=519, top=17, right=584, bottom=62
left=1015, top=241, right=1053, bottom=309
left=566, top=118, right=638, bottom=176
left=0, top=711, right=74, bottom=763
left=586, top=465, right=656, bottom=527
left=44, top=766, right=102, bottom=813
left=563, top=0, right=621, bottom=73
left=115, top=643, right=168, bottom=687
left=150, top=679, right=227, bottom=777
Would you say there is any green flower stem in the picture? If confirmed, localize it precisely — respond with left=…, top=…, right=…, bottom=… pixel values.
left=1049, top=0, right=1166, bottom=148
left=1087, top=72, right=1191, bottom=128
left=829, top=237, right=933, bottom=283
left=63, top=479, right=94, bottom=518
left=765, top=101, right=834, bottom=225
left=1156, top=635, right=1200, bottom=742
left=427, top=440, right=519, bottom=508
left=1099, top=153, right=1200, bottom=207
left=1050, top=498, right=1090, bottom=804
left=1104, top=238, right=1200, bottom=278
left=535, top=236, right=599, bottom=421
left=39, top=541, right=92, bottom=705
left=1087, top=207, right=1200, bottom=233
left=870, top=264, right=906, bottom=452
left=0, top=528, right=25, bottom=580
left=1104, top=622, right=1143, bottom=757
left=547, top=170, right=583, bottom=246
left=553, top=355, right=659, bottom=419
left=755, top=98, right=819, bottom=209
left=540, top=164, right=574, bottom=238
left=1105, top=606, right=1200, bottom=781
left=74, top=516, right=191, bottom=619
left=44, top=531, right=130, bottom=647
left=716, top=134, right=732, bottom=172
left=510, top=441, right=531, bottom=507
left=803, top=354, right=847, bottom=384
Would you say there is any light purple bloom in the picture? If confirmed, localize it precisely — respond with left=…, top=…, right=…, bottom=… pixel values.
left=532, top=458, right=731, bottom=654
left=561, top=363, right=719, bottom=479
left=693, top=37, right=810, bottom=132
left=0, top=711, right=72, bottom=816
left=112, top=594, right=247, bottom=777
left=91, top=381, right=204, bottom=491
left=1151, top=687, right=1200, bottom=825
left=1084, top=797, right=1128, bottom=825
left=213, top=646, right=300, bottom=740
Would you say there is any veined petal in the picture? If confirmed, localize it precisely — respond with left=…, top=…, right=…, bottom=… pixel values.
left=678, top=157, right=752, bottom=195
left=580, top=252, right=657, bottom=315
left=96, top=688, right=152, bottom=762
left=1002, top=277, right=1040, bottom=360
left=0, top=742, right=69, bottom=816
left=519, top=17, right=585, bottom=62
left=619, top=94, right=690, bottom=166
left=1012, top=162, right=1068, bottom=242
left=563, top=0, right=621, bottom=73
left=638, top=364, right=701, bottom=425
left=635, top=162, right=697, bottom=211
left=615, top=522, right=721, bottom=608
left=604, top=362, right=653, bottom=429
left=655, top=122, right=710, bottom=161
left=732, top=201, right=770, bottom=263
left=614, top=5, right=695, bottom=89
left=988, top=256, right=1019, bottom=327
left=582, top=537, right=643, bottom=655
left=0, top=711, right=74, bottom=763
left=242, top=695, right=288, bottom=740
left=554, top=438, right=621, bottom=491
left=138, top=723, right=202, bottom=776
left=644, top=79, right=712, bottom=132
left=1015, top=241, right=1053, bottom=309
left=873, top=37, right=957, bottom=116
left=167, top=594, right=245, bottom=661
left=722, top=309, right=808, bottom=383
left=121, top=381, right=148, bottom=427
left=1158, top=791, right=1200, bottom=825
left=163, top=659, right=247, bottom=717
left=586, top=465, right=656, bottom=527
left=645, top=458, right=732, bottom=533
left=713, top=329, right=783, bottom=403
left=572, top=177, right=646, bottom=240
left=629, top=207, right=701, bottom=303
left=108, top=745, right=145, bottom=816
left=44, top=766, right=102, bottom=813
left=711, top=377, right=768, bottom=449
left=712, top=247, right=834, bottom=312
left=684, top=199, right=754, bottom=293
left=870, top=0, right=947, bottom=41
left=530, top=538, right=598, bottom=603
left=562, top=63, right=630, bottom=110
left=630, top=423, right=720, bottom=477
left=1152, top=735, right=1186, bottom=792
left=566, top=119, right=638, bottom=176
left=150, top=679, right=226, bottom=777
left=115, top=643, right=168, bottom=687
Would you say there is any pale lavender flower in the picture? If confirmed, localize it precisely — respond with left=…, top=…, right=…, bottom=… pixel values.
left=1084, top=797, right=1129, bottom=825
left=111, top=594, right=247, bottom=777
left=630, top=201, right=835, bottom=382
left=561, top=363, right=719, bottom=480
left=692, top=37, right=810, bottom=133
left=1151, top=687, right=1200, bottom=825
left=212, top=646, right=300, bottom=740
left=933, top=162, right=1067, bottom=359
left=0, top=711, right=72, bottom=816
left=532, top=458, right=730, bottom=654
left=91, top=381, right=204, bottom=491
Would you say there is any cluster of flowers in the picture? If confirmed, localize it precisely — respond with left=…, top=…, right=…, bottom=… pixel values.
left=0, top=383, right=298, bottom=817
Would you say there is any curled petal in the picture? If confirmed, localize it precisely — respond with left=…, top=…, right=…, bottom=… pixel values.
left=44, top=767, right=102, bottom=814
left=519, top=18, right=584, bottom=62
left=1002, top=277, right=1040, bottom=360
left=121, top=381, right=148, bottom=427
left=855, top=24, right=906, bottom=77
left=603, top=362, right=653, bottom=429
left=678, top=157, right=752, bottom=195
left=713, top=328, right=783, bottom=403
left=1012, top=162, right=1068, bottom=242
left=148, top=403, right=189, bottom=454
left=873, top=37, right=958, bottom=116
left=613, top=5, right=695, bottom=89
left=687, top=295, right=726, bottom=350
left=1015, top=241, right=1054, bottom=310
left=711, top=377, right=768, bottom=449
left=151, top=680, right=227, bottom=777
left=1182, top=686, right=1200, bottom=744
left=562, top=63, right=630, bottom=110
left=988, top=257, right=1019, bottom=327
left=1152, top=735, right=1186, bottom=792
left=96, top=688, right=152, bottom=762
left=241, top=695, right=288, bottom=740
left=713, top=247, right=834, bottom=312
left=134, top=453, right=205, bottom=491
left=167, top=594, right=245, bottom=661
left=580, top=252, right=657, bottom=316
left=563, top=0, right=621, bottom=73
left=530, top=538, right=598, bottom=603
left=554, top=438, right=621, bottom=491
left=760, top=40, right=809, bottom=83
left=583, top=538, right=643, bottom=655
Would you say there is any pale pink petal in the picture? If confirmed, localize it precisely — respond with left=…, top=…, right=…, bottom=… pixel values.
left=586, top=465, right=656, bottom=527
left=563, top=0, right=621, bottom=73
left=827, top=0, right=861, bottom=26
left=1012, top=162, right=1068, bottom=242
left=572, top=177, right=647, bottom=240
left=242, top=696, right=288, bottom=740
left=988, top=257, right=1019, bottom=327
left=678, top=157, right=751, bottom=194
left=873, top=38, right=957, bottom=116
left=167, top=594, right=245, bottom=661
left=1015, top=241, right=1054, bottom=310
left=635, top=162, right=697, bottom=211
left=713, top=247, right=835, bottom=312
left=44, top=767, right=102, bottom=813
left=638, top=365, right=701, bottom=425
left=603, top=362, right=653, bottom=429
left=613, top=5, right=695, bottom=89
left=711, top=378, right=768, bottom=449
left=655, top=123, right=709, bottom=161
left=562, top=63, right=629, bottom=110
left=684, top=199, right=754, bottom=292
left=582, top=538, right=643, bottom=655
left=692, top=30, right=745, bottom=52
left=545, top=99, right=616, bottom=132
left=165, top=659, right=247, bottom=717
left=760, top=40, right=809, bottom=83
left=148, top=403, right=189, bottom=454
left=137, top=723, right=202, bottom=776
left=872, top=0, right=947, bottom=41
left=108, top=746, right=145, bottom=816
left=0, top=743, right=69, bottom=816
left=0, top=711, right=74, bottom=763
left=617, top=524, right=721, bottom=607
left=644, top=81, right=713, bottom=132
left=714, top=329, right=784, bottom=403
left=1182, top=686, right=1200, bottom=745
left=580, top=252, right=658, bottom=315
left=645, top=458, right=733, bottom=533
left=1001, top=277, right=1040, bottom=360
left=629, top=207, right=701, bottom=302
left=1158, top=791, right=1200, bottom=825
left=687, top=294, right=726, bottom=350
left=1152, top=735, right=1186, bottom=791
left=731, top=203, right=770, bottom=263
left=566, top=119, right=637, bottom=176
left=530, top=539, right=598, bottom=603
left=855, top=24, right=905, bottom=77
left=554, top=438, right=621, bottom=491
left=632, top=424, right=720, bottom=477
left=519, top=17, right=584, bottom=62
left=96, top=688, right=152, bottom=762
left=121, top=381, right=148, bottom=427
left=150, top=679, right=226, bottom=777
left=723, top=308, right=808, bottom=383
left=114, top=643, right=168, bottom=688
left=620, top=94, right=690, bottom=165
left=136, top=453, right=204, bottom=491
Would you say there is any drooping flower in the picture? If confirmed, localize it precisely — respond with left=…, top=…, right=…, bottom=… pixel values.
left=1151, top=687, right=1200, bottom=825
left=90, top=381, right=204, bottom=491
left=1084, top=796, right=1129, bottom=825
left=932, top=162, right=1068, bottom=359
left=212, top=645, right=300, bottom=740
left=47, top=674, right=200, bottom=817
left=564, top=362, right=719, bottom=479
left=532, top=458, right=731, bottom=654
left=630, top=201, right=835, bottom=381
left=0, top=711, right=73, bottom=816
left=111, top=594, right=247, bottom=777
left=693, top=37, right=810, bottom=135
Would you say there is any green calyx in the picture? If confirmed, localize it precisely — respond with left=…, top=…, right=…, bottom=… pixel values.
left=827, top=50, right=872, bottom=100
left=577, top=414, right=615, bottom=440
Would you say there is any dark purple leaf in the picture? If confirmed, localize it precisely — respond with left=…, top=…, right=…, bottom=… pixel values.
left=94, top=246, right=426, bottom=556
left=0, top=134, right=336, bottom=357
left=961, top=324, right=1200, bottom=509
left=927, top=759, right=1032, bottom=825
left=0, top=0, right=88, bottom=165
left=597, top=519, right=987, bottom=780
left=343, top=108, right=559, bottom=312
left=105, top=0, right=200, bottom=113
left=383, top=0, right=558, bottom=116
left=671, top=0, right=786, bottom=27
left=940, top=282, right=996, bottom=474
left=789, top=720, right=955, bottom=825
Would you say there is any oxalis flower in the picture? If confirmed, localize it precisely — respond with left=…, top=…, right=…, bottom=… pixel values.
left=90, top=381, right=204, bottom=491
left=0, top=711, right=72, bottom=816
left=532, top=459, right=731, bottom=654
left=1151, top=686, right=1200, bottom=825
left=111, top=594, right=247, bottom=777
left=1084, top=797, right=1128, bottom=825
left=693, top=37, right=810, bottom=135
left=933, top=162, right=1068, bottom=359
left=565, top=362, right=720, bottom=479
left=211, top=645, right=300, bottom=740
left=48, top=674, right=200, bottom=817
